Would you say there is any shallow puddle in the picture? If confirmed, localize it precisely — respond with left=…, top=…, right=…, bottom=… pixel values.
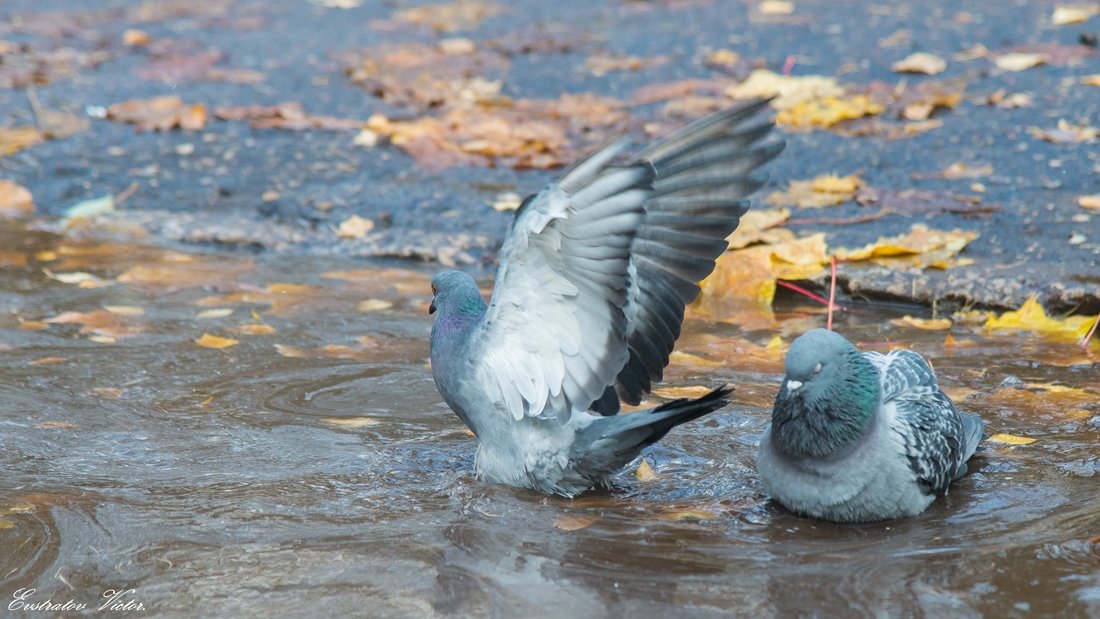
left=1, top=220, right=1097, bottom=617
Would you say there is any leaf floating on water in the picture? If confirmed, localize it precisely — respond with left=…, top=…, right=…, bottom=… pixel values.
left=194, top=333, right=238, bottom=349
left=986, top=433, right=1037, bottom=446
left=43, top=269, right=114, bottom=288
left=984, top=296, right=1094, bottom=340
left=652, top=385, right=714, bottom=399
left=635, top=459, right=657, bottom=481
left=88, top=335, right=116, bottom=344
left=45, top=310, right=147, bottom=339
left=0, top=180, right=35, bottom=219
left=357, top=299, right=393, bottom=312
left=987, top=381, right=1098, bottom=409
left=29, top=356, right=67, bottom=366
left=196, top=308, right=234, bottom=319
left=104, top=305, right=144, bottom=316
left=64, top=195, right=115, bottom=220
left=34, top=421, right=78, bottom=429
left=230, top=323, right=277, bottom=335
left=322, top=417, right=382, bottom=428
left=657, top=507, right=719, bottom=522
left=92, top=387, right=124, bottom=399
left=891, top=316, right=953, bottom=330
left=1029, top=119, right=1098, bottom=144
left=553, top=514, right=600, bottom=531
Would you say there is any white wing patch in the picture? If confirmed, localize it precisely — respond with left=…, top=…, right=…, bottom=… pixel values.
left=472, top=153, right=649, bottom=421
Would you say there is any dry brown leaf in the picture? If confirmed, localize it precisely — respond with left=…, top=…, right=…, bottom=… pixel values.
left=195, top=333, right=238, bottom=349
left=892, top=52, right=947, bottom=75
left=229, top=323, right=277, bottom=335
left=28, top=356, right=67, bottom=365
left=107, top=96, right=207, bottom=131
left=44, top=309, right=147, bottom=339
left=585, top=53, right=667, bottom=76
left=0, top=180, right=34, bottom=219
left=1029, top=120, right=1099, bottom=144
left=116, top=254, right=254, bottom=292
left=215, top=102, right=365, bottom=131
left=387, top=0, right=501, bottom=33
left=0, top=127, right=44, bottom=157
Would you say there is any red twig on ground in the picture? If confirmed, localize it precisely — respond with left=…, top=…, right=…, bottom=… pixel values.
left=776, top=280, right=830, bottom=306
left=827, top=256, right=837, bottom=331
left=782, top=55, right=796, bottom=76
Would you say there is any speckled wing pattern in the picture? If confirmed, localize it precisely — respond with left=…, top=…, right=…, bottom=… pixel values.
left=865, top=349, right=970, bottom=495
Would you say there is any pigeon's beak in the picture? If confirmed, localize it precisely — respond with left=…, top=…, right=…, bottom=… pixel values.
left=429, top=299, right=436, bottom=314
left=786, top=379, right=803, bottom=392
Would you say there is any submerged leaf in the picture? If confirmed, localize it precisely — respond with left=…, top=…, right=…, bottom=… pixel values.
left=986, top=433, right=1037, bottom=446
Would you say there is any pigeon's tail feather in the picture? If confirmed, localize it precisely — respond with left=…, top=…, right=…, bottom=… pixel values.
left=574, top=384, right=733, bottom=471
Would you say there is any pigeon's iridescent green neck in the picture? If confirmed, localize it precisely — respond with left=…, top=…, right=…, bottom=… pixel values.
left=770, top=349, right=879, bottom=460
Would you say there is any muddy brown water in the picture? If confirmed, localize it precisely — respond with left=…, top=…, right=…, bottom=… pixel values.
left=1, top=221, right=1098, bottom=618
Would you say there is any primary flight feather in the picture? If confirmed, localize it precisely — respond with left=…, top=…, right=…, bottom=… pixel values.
left=429, top=100, right=784, bottom=496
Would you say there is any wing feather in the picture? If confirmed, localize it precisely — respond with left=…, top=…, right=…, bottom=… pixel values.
left=470, top=100, right=783, bottom=420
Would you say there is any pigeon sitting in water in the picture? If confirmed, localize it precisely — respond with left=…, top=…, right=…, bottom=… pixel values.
left=756, top=328, right=984, bottom=522
left=429, top=100, right=784, bottom=497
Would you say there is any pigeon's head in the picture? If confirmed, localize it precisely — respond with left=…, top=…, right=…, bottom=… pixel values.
left=781, top=328, right=859, bottom=400
left=429, top=270, right=483, bottom=316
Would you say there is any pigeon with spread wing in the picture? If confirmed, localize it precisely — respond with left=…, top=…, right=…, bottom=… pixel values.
left=429, top=100, right=783, bottom=496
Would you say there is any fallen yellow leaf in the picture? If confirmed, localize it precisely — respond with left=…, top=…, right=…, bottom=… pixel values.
left=726, top=208, right=792, bottom=248
left=635, top=458, right=657, bottom=481
left=994, top=53, right=1047, bottom=72
left=983, top=296, right=1093, bottom=340
left=195, top=333, right=238, bottom=349
left=357, top=299, right=394, bottom=312
left=758, top=0, right=794, bottom=14
left=776, top=95, right=883, bottom=130
left=104, top=305, right=144, bottom=316
left=892, top=52, right=947, bottom=75
left=337, top=215, right=375, bottom=239
left=986, top=433, right=1036, bottom=446
left=767, top=175, right=861, bottom=208
left=1052, top=4, right=1100, bottom=25
left=833, top=224, right=978, bottom=264
left=891, top=316, right=953, bottom=330
left=1083, top=74, right=1100, bottom=87
left=1079, top=195, right=1100, bottom=210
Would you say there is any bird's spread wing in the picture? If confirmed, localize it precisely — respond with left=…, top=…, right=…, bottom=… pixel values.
left=470, top=100, right=782, bottom=422
left=871, top=349, right=969, bottom=495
